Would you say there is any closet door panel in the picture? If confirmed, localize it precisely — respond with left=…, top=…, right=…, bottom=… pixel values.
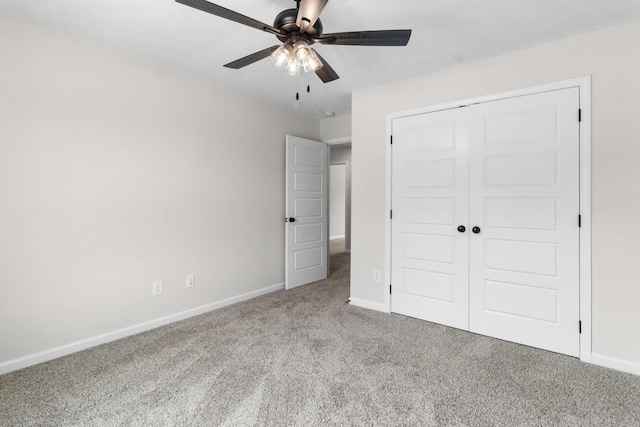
left=391, top=108, right=470, bottom=330
left=468, top=88, right=581, bottom=357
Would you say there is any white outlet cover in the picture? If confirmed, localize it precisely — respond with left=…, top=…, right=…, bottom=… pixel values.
left=186, top=275, right=195, bottom=288
left=153, top=280, right=163, bottom=296
left=373, top=270, right=381, bottom=283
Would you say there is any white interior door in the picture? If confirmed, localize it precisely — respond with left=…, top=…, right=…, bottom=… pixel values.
left=285, top=135, right=328, bottom=289
left=390, top=87, right=581, bottom=357
left=390, top=108, right=470, bottom=330
left=468, top=88, right=581, bottom=356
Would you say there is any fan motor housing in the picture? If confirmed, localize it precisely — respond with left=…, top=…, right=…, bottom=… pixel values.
left=274, top=8, right=323, bottom=42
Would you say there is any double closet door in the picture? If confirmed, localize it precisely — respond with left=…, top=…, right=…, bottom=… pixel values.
left=391, top=88, right=580, bottom=357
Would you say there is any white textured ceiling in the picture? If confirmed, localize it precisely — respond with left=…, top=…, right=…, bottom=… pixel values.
left=2, top=0, right=640, bottom=118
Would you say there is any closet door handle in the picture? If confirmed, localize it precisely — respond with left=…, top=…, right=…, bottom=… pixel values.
left=457, top=225, right=466, bottom=233
left=472, top=226, right=481, bottom=234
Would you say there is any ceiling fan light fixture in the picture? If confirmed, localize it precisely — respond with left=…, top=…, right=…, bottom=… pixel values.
left=271, top=44, right=293, bottom=69
left=285, top=55, right=303, bottom=76
left=306, top=52, right=323, bottom=73
left=270, top=40, right=323, bottom=76
left=293, top=41, right=323, bottom=73
left=270, top=43, right=301, bottom=75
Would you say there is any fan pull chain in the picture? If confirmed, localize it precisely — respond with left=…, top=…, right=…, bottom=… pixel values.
left=296, top=77, right=300, bottom=101
left=294, top=77, right=311, bottom=102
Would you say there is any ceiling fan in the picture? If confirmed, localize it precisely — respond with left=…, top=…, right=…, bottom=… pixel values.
left=175, top=0, right=412, bottom=83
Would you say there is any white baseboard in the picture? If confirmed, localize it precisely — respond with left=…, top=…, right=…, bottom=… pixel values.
left=591, top=353, right=640, bottom=376
left=330, top=235, right=346, bottom=240
left=0, top=282, right=285, bottom=376
left=348, top=298, right=390, bottom=313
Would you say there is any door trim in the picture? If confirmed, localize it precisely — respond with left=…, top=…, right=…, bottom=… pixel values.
left=385, top=76, right=592, bottom=362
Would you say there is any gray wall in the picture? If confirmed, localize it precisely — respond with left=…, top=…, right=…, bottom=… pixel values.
left=0, top=12, right=319, bottom=369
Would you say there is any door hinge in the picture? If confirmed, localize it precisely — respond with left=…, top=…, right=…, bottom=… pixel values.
left=390, top=135, right=393, bottom=145
left=390, top=210, right=393, bottom=220
left=579, top=109, right=582, bottom=122
left=579, top=214, right=582, bottom=228
left=389, top=284, right=392, bottom=294
left=579, top=320, right=582, bottom=334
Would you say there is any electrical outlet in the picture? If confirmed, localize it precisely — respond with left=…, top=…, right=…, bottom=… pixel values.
left=186, top=274, right=195, bottom=288
left=153, top=280, right=164, bottom=296
left=373, top=270, right=381, bottom=283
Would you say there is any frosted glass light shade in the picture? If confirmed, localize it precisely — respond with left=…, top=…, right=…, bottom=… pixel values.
left=271, top=44, right=293, bottom=69
left=293, top=41, right=323, bottom=73
left=270, top=41, right=323, bottom=76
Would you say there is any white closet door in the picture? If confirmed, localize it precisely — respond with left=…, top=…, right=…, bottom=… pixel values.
left=468, top=88, right=580, bottom=356
left=391, top=108, right=470, bottom=330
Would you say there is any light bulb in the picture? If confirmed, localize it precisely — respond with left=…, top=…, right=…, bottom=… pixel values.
left=285, top=57, right=302, bottom=76
left=272, top=41, right=323, bottom=76
left=303, top=48, right=323, bottom=73
left=291, top=41, right=323, bottom=74
left=270, top=44, right=293, bottom=69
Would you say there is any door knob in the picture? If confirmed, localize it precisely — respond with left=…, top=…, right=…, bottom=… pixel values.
left=472, top=226, right=481, bottom=234
left=288, top=217, right=296, bottom=223
left=457, top=225, right=466, bottom=233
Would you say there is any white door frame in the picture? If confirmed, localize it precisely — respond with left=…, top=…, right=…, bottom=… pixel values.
left=385, top=76, right=592, bottom=362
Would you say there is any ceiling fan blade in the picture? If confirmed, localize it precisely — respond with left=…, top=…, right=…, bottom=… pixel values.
left=312, top=49, right=339, bottom=83
left=316, top=29, right=412, bottom=46
left=224, top=45, right=280, bottom=69
left=297, top=0, right=329, bottom=33
left=175, top=0, right=283, bottom=35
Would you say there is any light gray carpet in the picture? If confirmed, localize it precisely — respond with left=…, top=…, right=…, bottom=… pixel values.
left=1, top=247, right=640, bottom=426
